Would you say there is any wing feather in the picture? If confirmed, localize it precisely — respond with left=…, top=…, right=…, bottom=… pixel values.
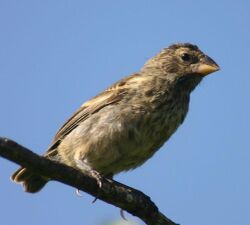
left=45, top=74, right=140, bottom=156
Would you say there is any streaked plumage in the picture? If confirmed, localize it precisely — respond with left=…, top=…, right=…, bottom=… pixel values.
left=11, top=43, right=219, bottom=193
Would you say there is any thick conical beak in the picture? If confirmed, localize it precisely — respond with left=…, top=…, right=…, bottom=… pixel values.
left=192, top=55, right=220, bottom=76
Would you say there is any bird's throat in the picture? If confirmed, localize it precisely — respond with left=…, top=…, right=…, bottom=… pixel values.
left=175, top=75, right=202, bottom=94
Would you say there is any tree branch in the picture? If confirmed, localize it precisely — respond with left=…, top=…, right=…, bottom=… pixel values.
left=0, top=137, right=178, bottom=225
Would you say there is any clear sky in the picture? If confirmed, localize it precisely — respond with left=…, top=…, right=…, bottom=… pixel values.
left=1, top=1, right=250, bottom=225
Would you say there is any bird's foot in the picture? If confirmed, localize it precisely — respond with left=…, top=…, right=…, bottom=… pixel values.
left=89, top=170, right=104, bottom=203
left=76, top=159, right=103, bottom=188
left=75, top=159, right=105, bottom=203
left=89, top=169, right=103, bottom=189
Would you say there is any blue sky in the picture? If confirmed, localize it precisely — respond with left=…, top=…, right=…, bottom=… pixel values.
left=1, top=1, right=250, bottom=225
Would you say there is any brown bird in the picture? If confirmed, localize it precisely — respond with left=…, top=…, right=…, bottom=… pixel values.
left=11, top=43, right=219, bottom=193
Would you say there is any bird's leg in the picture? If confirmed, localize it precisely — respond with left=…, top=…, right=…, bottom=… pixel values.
left=75, top=159, right=103, bottom=188
left=75, top=159, right=103, bottom=202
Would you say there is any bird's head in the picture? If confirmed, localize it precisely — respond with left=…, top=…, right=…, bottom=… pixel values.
left=142, top=43, right=220, bottom=89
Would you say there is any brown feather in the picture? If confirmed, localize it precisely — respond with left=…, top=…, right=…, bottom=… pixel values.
left=45, top=74, right=139, bottom=156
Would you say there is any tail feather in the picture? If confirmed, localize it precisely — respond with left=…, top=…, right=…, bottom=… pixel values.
left=11, top=168, right=48, bottom=193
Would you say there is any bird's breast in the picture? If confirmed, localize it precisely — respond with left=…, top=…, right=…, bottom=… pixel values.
left=99, top=92, right=190, bottom=174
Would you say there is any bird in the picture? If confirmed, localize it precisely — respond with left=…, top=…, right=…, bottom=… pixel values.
left=11, top=43, right=220, bottom=193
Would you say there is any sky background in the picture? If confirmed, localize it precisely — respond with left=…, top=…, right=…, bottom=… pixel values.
left=1, top=1, right=250, bottom=225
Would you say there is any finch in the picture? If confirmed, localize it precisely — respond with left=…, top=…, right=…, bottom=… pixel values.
left=11, top=43, right=219, bottom=193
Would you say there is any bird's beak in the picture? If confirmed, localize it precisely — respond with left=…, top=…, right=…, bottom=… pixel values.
left=191, top=55, right=220, bottom=76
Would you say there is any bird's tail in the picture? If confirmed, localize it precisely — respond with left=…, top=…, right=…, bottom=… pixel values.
left=11, top=168, right=48, bottom=193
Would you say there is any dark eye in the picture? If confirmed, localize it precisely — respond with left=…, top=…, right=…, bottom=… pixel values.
left=181, top=53, right=191, bottom=62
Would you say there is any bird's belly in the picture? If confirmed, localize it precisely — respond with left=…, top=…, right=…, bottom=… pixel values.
left=58, top=103, right=188, bottom=176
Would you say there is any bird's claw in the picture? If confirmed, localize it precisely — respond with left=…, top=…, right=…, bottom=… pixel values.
left=92, top=197, right=98, bottom=204
left=75, top=189, right=83, bottom=197
left=120, top=209, right=127, bottom=221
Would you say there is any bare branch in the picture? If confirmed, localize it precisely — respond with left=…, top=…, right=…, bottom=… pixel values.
left=0, top=137, right=178, bottom=225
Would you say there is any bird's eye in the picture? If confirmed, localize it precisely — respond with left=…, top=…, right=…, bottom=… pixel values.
left=181, top=53, right=191, bottom=62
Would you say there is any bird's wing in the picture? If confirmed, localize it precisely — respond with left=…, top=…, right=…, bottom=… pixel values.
left=45, top=74, right=139, bottom=157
